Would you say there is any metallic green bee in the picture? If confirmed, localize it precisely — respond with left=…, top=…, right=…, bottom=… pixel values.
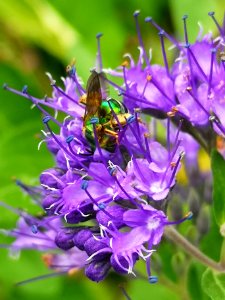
left=79, top=71, right=131, bottom=152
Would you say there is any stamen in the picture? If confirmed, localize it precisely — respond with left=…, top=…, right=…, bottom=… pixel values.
left=158, top=30, right=170, bottom=77
left=145, top=17, right=181, bottom=50
left=103, top=76, right=159, bottom=108
left=182, top=15, right=189, bottom=45
left=173, top=119, right=183, bottom=148
left=167, top=151, right=185, bottom=187
left=96, top=33, right=103, bottom=73
left=188, top=48, right=208, bottom=82
left=91, top=117, right=107, bottom=166
left=208, top=12, right=224, bottom=39
left=113, top=175, right=141, bottom=208
left=133, top=10, right=150, bottom=66
left=186, top=87, right=210, bottom=116
left=144, top=133, right=152, bottom=162
left=209, top=115, right=225, bottom=136
left=50, top=82, right=80, bottom=106
left=164, top=211, right=193, bottom=225
left=208, top=48, right=216, bottom=96
left=24, top=88, right=62, bottom=127
left=141, top=75, right=152, bottom=98
left=151, top=77, right=174, bottom=105
left=43, top=117, right=76, bottom=160
left=160, top=141, right=182, bottom=187
left=167, top=118, right=171, bottom=159
left=3, top=85, right=65, bottom=124
left=134, top=108, right=141, bottom=137
left=182, top=17, right=196, bottom=92
left=128, top=122, right=150, bottom=162
left=119, top=286, right=132, bottom=300
left=81, top=180, right=114, bottom=219
left=68, top=66, right=86, bottom=95
left=122, top=62, right=129, bottom=91
left=16, top=271, right=67, bottom=286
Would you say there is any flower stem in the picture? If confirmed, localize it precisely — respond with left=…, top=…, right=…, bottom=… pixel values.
left=164, top=227, right=225, bottom=272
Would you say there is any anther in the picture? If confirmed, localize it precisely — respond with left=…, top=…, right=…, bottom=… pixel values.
left=145, top=17, right=153, bottom=23
left=3, top=83, right=8, bottom=90
left=185, top=211, right=193, bottom=220
left=134, top=107, right=142, bottom=113
left=22, top=85, right=28, bottom=94
left=109, top=166, right=117, bottom=176
left=144, top=132, right=150, bottom=138
left=90, top=117, right=99, bottom=124
left=184, top=43, right=191, bottom=48
left=146, top=74, right=152, bottom=81
left=121, top=60, right=129, bottom=68
left=170, top=161, right=176, bottom=168
left=127, top=115, right=135, bottom=124
left=149, top=275, right=158, bottom=284
left=158, top=30, right=165, bottom=36
left=98, top=203, right=106, bottom=210
left=209, top=115, right=216, bottom=121
left=167, top=111, right=175, bottom=117
left=31, top=224, right=38, bottom=234
left=208, top=11, right=224, bottom=38
left=42, top=116, right=51, bottom=124
left=96, top=32, right=103, bottom=39
left=81, top=180, right=89, bottom=190
left=220, top=52, right=225, bottom=62
left=68, top=65, right=76, bottom=76
left=167, top=106, right=179, bottom=117
left=133, top=10, right=140, bottom=17
left=66, top=135, right=74, bottom=144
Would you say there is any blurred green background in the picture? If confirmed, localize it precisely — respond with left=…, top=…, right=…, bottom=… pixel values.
left=0, top=0, right=224, bottom=299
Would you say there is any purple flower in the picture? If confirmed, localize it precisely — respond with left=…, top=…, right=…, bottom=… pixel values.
left=108, top=12, right=225, bottom=153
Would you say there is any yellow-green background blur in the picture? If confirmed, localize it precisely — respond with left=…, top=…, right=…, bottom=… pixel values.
left=0, top=1, right=223, bottom=299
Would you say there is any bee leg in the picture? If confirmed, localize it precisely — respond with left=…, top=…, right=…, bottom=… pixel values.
left=104, top=129, right=119, bottom=144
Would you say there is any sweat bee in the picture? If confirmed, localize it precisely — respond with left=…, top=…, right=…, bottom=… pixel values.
left=79, top=71, right=131, bottom=152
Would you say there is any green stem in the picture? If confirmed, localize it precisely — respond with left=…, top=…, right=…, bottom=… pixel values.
left=164, top=227, right=225, bottom=272
left=219, top=238, right=225, bottom=268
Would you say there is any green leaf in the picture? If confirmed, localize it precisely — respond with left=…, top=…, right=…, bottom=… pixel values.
left=211, top=150, right=225, bottom=227
left=202, top=268, right=225, bottom=300
left=188, top=263, right=208, bottom=300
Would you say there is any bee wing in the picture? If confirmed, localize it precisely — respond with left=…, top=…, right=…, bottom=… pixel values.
left=84, top=71, right=102, bottom=121
left=98, top=72, right=109, bottom=99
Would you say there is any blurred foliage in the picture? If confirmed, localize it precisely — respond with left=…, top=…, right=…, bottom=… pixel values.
left=0, top=0, right=224, bottom=299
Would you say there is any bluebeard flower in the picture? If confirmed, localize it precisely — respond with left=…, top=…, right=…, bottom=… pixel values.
left=1, top=14, right=199, bottom=285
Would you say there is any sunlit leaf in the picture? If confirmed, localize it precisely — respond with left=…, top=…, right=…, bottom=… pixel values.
left=202, top=268, right=225, bottom=300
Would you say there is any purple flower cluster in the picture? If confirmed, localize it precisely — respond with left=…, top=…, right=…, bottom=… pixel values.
left=4, top=11, right=224, bottom=285
left=109, top=11, right=225, bottom=153
left=3, top=68, right=188, bottom=283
